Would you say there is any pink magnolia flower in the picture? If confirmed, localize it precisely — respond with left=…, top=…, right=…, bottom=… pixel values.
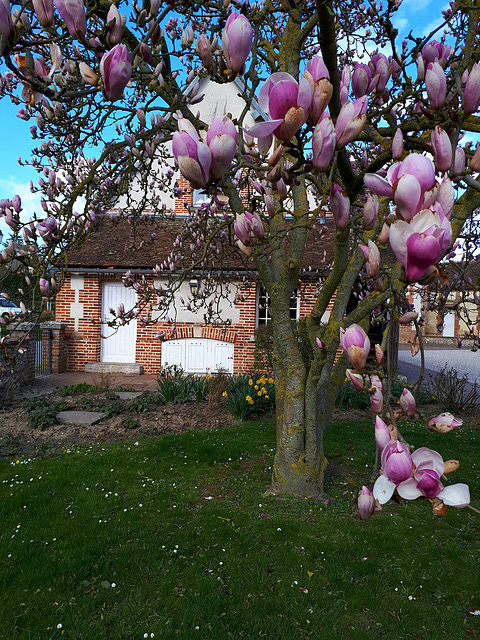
left=0, top=0, right=12, bottom=37
left=196, top=34, right=213, bottom=70
left=373, top=440, right=413, bottom=504
left=352, top=63, right=373, bottom=99
left=173, top=116, right=237, bottom=187
left=206, top=116, right=238, bottom=179
left=399, top=388, right=416, bottom=416
left=233, top=212, right=263, bottom=245
left=365, top=154, right=436, bottom=217
left=381, top=439, right=413, bottom=484
left=422, top=40, right=451, bottom=67
left=376, top=446, right=470, bottom=508
left=106, top=4, right=125, bottom=47
left=340, top=324, right=370, bottom=370
left=397, top=447, right=444, bottom=499
left=398, top=448, right=470, bottom=508
left=362, top=194, right=378, bottom=231
left=389, top=207, right=452, bottom=282
left=312, top=113, right=335, bottom=172
left=453, top=145, right=466, bottom=178
left=392, top=128, right=403, bottom=160
left=173, top=119, right=211, bottom=188
left=375, top=344, right=384, bottom=365
left=304, top=56, right=332, bottom=123
left=369, top=53, right=390, bottom=94
left=234, top=214, right=250, bottom=245
left=370, top=374, right=383, bottom=414
left=427, top=412, right=462, bottom=433
left=346, top=369, right=364, bottom=391
left=249, top=72, right=313, bottom=142
left=54, top=0, right=86, bottom=38
left=357, top=486, right=375, bottom=520
left=100, top=44, right=132, bottom=101
left=222, top=12, right=253, bottom=73
left=431, top=126, right=452, bottom=172
left=39, top=278, right=50, bottom=296
left=359, top=240, right=380, bottom=278
left=32, top=0, right=54, bottom=28
left=375, top=415, right=391, bottom=451
left=463, top=63, right=480, bottom=115
left=425, top=61, right=446, bottom=110
left=329, top=184, right=350, bottom=229
left=335, top=96, right=368, bottom=149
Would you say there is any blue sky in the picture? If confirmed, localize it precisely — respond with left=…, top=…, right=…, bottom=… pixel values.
left=0, top=2, right=450, bottom=238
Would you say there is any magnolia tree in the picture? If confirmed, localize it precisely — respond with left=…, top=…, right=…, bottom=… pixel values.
left=0, top=0, right=479, bottom=513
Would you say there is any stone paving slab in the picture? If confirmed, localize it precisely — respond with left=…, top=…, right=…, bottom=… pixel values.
left=115, top=391, right=143, bottom=400
left=56, top=411, right=105, bottom=425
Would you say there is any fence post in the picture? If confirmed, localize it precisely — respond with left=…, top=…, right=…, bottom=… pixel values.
left=40, top=321, right=68, bottom=373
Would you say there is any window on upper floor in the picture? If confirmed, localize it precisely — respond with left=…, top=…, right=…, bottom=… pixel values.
left=256, top=286, right=299, bottom=326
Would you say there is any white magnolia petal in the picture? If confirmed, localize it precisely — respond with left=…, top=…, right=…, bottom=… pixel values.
left=373, top=475, right=396, bottom=505
left=397, top=478, right=423, bottom=500
left=409, top=208, right=441, bottom=233
left=411, top=447, right=445, bottom=477
left=388, top=220, right=412, bottom=268
left=437, top=483, right=470, bottom=508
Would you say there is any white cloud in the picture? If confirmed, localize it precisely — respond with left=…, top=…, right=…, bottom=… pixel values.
left=395, top=18, right=408, bottom=32
left=422, top=4, right=451, bottom=37
left=0, top=177, right=41, bottom=219
left=400, top=0, right=433, bottom=13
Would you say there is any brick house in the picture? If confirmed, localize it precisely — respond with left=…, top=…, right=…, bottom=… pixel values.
left=400, top=261, right=480, bottom=346
left=55, top=216, right=333, bottom=375
left=54, top=75, right=337, bottom=375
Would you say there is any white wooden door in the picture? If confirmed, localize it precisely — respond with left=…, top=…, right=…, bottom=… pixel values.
left=161, top=338, right=234, bottom=373
left=101, top=282, right=137, bottom=363
left=443, top=312, right=455, bottom=337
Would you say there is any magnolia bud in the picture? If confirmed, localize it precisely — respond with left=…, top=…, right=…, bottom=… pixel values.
left=375, top=344, right=384, bottom=365
left=398, top=311, right=418, bottom=324
left=443, top=460, right=459, bottom=474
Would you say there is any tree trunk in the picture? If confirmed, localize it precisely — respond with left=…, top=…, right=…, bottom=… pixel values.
left=268, top=328, right=338, bottom=498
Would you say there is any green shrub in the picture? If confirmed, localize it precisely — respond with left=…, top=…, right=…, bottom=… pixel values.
left=189, top=376, right=210, bottom=403
left=226, top=374, right=276, bottom=421
left=121, top=415, right=138, bottom=429
left=335, top=378, right=432, bottom=411
left=24, top=397, right=68, bottom=430
left=104, top=401, right=123, bottom=418
left=157, top=371, right=210, bottom=404
left=335, top=380, right=371, bottom=410
left=131, top=392, right=157, bottom=413
left=79, top=395, right=102, bottom=411
left=428, top=364, right=479, bottom=413
left=60, top=383, right=99, bottom=396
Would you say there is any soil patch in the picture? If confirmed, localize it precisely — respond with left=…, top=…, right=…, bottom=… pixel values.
left=0, top=389, right=234, bottom=459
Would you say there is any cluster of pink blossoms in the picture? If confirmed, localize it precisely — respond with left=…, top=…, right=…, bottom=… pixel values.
left=365, top=150, right=454, bottom=283
left=337, top=324, right=470, bottom=520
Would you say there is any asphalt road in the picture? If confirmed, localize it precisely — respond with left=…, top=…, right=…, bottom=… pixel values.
left=397, top=347, right=480, bottom=385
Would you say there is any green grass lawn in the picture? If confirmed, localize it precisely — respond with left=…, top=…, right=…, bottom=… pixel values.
left=0, top=417, right=478, bottom=640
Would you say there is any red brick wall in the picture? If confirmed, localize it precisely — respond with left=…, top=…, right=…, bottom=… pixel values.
left=56, top=273, right=260, bottom=374
left=56, top=273, right=103, bottom=371
left=56, top=272, right=332, bottom=374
